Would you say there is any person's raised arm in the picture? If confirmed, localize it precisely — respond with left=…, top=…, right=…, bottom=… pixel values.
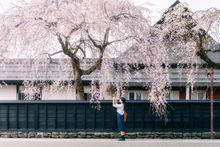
left=112, top=97, right=115, bottom=106
left=112, top=96, right=118, bottom=107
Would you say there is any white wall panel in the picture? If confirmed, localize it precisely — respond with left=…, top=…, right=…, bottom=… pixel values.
left=0, top=85, right=17, bottom=100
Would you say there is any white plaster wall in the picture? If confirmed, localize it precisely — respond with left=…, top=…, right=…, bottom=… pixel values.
left=99, top=85, right=113, bottom=100
left=0, top=85, right=17, bottom=100
left=84, top=85, right=113, bottom=100
left=42, top=86, right=76, bottom=100
left=42, top=85, right=107, bottom=100
left=41, top=86, right=180, bottom=101
left=102, top=90, right=113, bottom=100
left=84, top=86, right=91, bottom=94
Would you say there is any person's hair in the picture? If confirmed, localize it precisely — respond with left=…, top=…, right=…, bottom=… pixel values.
left=120, top=97, right=126, bottom=104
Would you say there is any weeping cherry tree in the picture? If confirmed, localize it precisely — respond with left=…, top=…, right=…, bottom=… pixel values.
left=0, top=0, right=150, bottom=100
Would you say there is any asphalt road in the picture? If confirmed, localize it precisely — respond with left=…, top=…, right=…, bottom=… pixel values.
left=0, top=139, right=220, bottom=147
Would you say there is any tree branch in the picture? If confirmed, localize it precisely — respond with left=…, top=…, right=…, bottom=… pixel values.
left=106, top=35, right=135, bottom=46
left=103, top=2, right=110, bottom=18
left=68, top=39, right=86, bottom=59
left=103, top=28, right=110, bottom=45
left=86, top=30, right=102, bottom=49
left=66, top=22, right=85, bottom=40
left=204, top=49, right=220, bottom=53
left=48, top=50, right=63, bottom=56
left=82, top=57, right=102, bottom=75
left=197, top=49, right=220, bottom=69
left=82, top=28, right=112, bottom=75
left=41, top=50, right=63, bottom=61
left=110, top=13, right=137, bottom=21
left=57, top=34, right=79, bottom=61
left=78, top=46, right=86, bottom=59
left=197, top=32, right=220, bottom=69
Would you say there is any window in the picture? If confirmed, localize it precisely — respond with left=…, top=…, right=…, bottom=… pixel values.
left=84, top=93, right=91, bottom=101
left=129, top=92, right=135, bottom=100
left=191, top=90, right=206, bottom=100
left=18, top=85, right=42, bottom=100
left=197, top=91, right=206, bottom=100
left=165, top=91, right=179, bottom=100
left=136, top=92, right=141, bottom=100
left=129, top=92, right=142, bottom=100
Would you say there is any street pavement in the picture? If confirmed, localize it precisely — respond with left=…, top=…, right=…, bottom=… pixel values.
left=0, top=139, right=220, bottom=147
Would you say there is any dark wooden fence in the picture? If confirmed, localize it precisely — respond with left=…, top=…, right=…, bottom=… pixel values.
left=0, top=100, right=219, bottom=132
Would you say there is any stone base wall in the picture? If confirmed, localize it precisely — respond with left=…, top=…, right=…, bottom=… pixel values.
left=0, top=132, right=219, bottom=139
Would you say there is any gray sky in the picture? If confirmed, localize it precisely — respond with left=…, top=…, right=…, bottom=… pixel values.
left=1, top=0, right=220, bottom=23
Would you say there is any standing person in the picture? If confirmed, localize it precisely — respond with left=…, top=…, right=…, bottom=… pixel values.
left=112, top=96, right=126, bottom=141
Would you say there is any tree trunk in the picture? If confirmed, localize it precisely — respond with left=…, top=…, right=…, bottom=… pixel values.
left=71, top=59, right=84, bottom=100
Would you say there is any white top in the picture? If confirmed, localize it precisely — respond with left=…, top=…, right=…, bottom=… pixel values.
left=113, top=103, right=124, bottom=115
